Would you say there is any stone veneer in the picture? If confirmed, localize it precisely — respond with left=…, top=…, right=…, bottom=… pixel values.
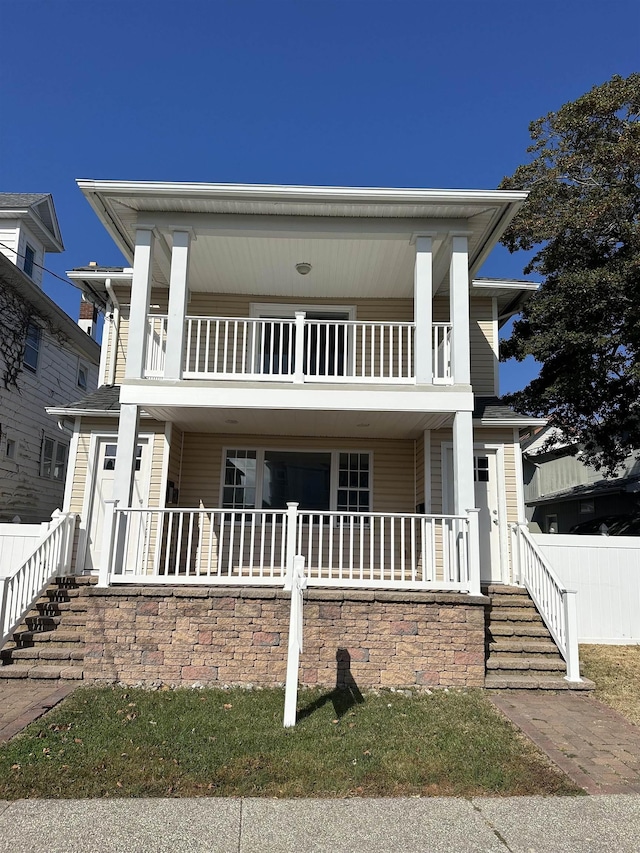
left=82, top=587, right=487, bottom=689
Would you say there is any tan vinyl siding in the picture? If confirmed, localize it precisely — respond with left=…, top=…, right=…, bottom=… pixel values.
left=167, top=424, right=183, bottom=501
left=179, top=433, right=414, bottom=513
left=470, top=298, right=496, bottom=394
left=415, top=436, right=424, bottom=509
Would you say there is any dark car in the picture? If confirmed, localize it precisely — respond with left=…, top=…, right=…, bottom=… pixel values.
left=606, top=516, right=640, bottom=536
left=569, top=515, right=627, bottom=535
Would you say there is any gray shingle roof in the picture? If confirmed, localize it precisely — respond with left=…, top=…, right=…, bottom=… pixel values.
left=64, top=385, right=121, bottom=412
left=0, top=193, right=50, bottom=208
left=473, top=396, right=528, bottom=421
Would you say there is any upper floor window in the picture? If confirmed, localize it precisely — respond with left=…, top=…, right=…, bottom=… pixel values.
left=23, top=322, right=41, bottom=373
left=77, top=362, right=88, bottom=391
left=23, top=244, right=35, bottom=278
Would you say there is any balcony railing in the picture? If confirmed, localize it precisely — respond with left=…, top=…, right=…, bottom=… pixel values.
left=101, top=504, right=480, bottom=594
left=144, top=315, right=453, bottom=384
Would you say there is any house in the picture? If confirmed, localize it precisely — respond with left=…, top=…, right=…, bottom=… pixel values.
left=0, top=194, right=101, bottom=523
left=5, top=180, right=585, bottom=690
left=521, top=426, right=640, bottom=533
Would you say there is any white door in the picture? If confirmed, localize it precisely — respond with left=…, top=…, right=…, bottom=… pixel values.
left=84, top=438, right=151, bottom=572
left=443, top=447, right=503, bottom=584
left=473, top=452, right=503, bottom=583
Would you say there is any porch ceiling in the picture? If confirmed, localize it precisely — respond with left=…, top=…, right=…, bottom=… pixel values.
left=142, top=404, right=453, bottom=438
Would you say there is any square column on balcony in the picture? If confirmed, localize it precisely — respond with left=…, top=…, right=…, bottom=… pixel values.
left=413, top=235, right=433, bottom=384
left=125, top=228, right=155, bottom=380
left=164, top=229, right=193, bottom=380
left=449, top=233, right=471, bottom=385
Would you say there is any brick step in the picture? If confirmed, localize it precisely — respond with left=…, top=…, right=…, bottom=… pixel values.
left=0, top=664, right=84, bottom=681
left=487, top=595, right=536, bottom=609
left=36, top=594, right=87, bottom=609
left=482, top=584, right=526, bottom=596
left=488, top=639, right=559, bottom=655
left=1, top=646, right=83, bottom=663
left=485, top=673, right=595, bottom=691
left=488, top=623, right=551, bottom=638
left=488, top=608, right=546, bottom=623
left=12, top=629, right=84, bottom=646
left=28, top=610, right=86, bottom=628
left=487, top=655, right=566, bottom=672
left=53, top=575, right=96, bottom=588
left=24, top=615, right=62, bottom=631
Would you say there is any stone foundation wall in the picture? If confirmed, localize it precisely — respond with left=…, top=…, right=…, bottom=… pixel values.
left=82, top=587, right=487, bottom=689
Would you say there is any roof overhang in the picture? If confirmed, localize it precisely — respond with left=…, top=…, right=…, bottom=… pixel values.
left=76, top=180, right=527, bottom=297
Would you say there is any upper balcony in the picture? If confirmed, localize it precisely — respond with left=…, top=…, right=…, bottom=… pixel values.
left=144, top=313, right=453, bottom=384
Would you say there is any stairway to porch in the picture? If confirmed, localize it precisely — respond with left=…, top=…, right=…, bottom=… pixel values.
left=483, top=585, right=594, bottom=690
left=0, top=577, right=95, bottom=683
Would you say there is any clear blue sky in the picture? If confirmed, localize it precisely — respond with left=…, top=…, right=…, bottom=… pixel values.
left=1, top=0, right=637, bottom=393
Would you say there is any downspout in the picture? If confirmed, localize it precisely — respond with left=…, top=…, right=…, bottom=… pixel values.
left=104, top=279, right=121, bottom=386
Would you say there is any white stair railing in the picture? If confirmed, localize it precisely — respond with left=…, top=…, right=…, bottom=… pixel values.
left=510, top=522, right=581, bottom=682
left=0, top=511, right=77, bottom=647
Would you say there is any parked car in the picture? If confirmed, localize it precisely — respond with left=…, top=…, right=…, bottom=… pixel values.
left=569, top=515, right=626, bottom=535
left=606, top=516, right=640, bottom=536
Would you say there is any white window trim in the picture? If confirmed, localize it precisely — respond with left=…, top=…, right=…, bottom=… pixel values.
left=40, top=436, right=69, bottom=481
left=220, top=446, right=373, bottom=514
left=77, top=359, right=89, bottom=391
left=23, top=321, right=42, bottom=374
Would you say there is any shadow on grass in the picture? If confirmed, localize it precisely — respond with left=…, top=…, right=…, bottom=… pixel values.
left=297, top=648, right=365, bottom=722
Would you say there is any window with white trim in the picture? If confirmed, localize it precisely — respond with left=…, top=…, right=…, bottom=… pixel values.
left=222, top=448, right=371, bottom=512
left=77, top=361, right=89, bottom=391
left=23, top=244, right=35, bottom=278
left=23, top=322, right=41, bottom=373
left=40, top=437, right=68, bottom=481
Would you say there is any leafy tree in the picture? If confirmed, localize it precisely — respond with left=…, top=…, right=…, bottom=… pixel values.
left=499, top=73, right=640, bottom=474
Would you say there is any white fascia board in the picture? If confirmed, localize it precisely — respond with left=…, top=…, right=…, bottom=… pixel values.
left=472, top=280, right=539, bottom=294
left=45, top=406, right=154, bottom=419
left=476, top=417, right=548, bottom=428
left=77, top=179, right=528, bottom=206
left=119, top=382, right=474, bottom=414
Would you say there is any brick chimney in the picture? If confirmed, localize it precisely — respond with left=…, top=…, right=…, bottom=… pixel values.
left=79, top=294, right=98, bottom=339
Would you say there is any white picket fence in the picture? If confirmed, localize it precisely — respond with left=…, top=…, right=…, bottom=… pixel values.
left=0, top=511, right=77, bottom=647
left=0, top=522, right=50, bottom=577
left=533, top=534, right=640, bottom=643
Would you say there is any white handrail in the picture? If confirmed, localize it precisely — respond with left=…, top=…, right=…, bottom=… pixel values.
left=510, top=522, right=581, bottom=682
left=0, top=511, right=77, bottom=647
left=143, top=315, right=454, bottom=383
left=104, top=506, right=476, bottom=592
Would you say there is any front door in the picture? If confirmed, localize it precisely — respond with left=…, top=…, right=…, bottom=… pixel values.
left=83, top=438, right=151, bottom=573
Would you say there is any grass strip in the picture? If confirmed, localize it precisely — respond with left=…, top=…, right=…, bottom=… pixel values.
left=580, top=644, right=640, bottom=726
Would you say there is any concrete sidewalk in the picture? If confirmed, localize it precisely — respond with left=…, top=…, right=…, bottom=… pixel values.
left=0, top=796, right=639, bottom=852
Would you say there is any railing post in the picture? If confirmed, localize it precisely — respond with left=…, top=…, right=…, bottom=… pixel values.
left=285, top=502, right=299, bottom=582
left=293, top=313, right=306, bottom=383
left=0, top=576, right=9, bottom=642
left=466, top=508, right=481, bottom=596
left=284, top=555, right=307, bottom=727
left=98, top=500, right=119, bottom=588
left=563, top=590, right=582, bottom=682
left=515, top=521, right=527, bottom=585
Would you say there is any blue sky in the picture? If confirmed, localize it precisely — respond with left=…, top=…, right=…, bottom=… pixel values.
left=1, top=0, right=637, bottom=393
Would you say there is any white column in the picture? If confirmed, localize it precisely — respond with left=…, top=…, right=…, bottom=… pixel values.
left=452, top=410, right=474, bottom=515
left=125, top=228, right=155, bottom=380
left=164, top=230, right=191, bottom=380
left=112, top=403, right=140, bottom=507
left=413, top=236, right=433, bottom=384
left=449, top=234, right=470, bottom=385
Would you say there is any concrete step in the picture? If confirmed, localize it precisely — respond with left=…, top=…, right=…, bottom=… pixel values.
left=488, top=594, right=536, bottom=609
left=53, top=575, right=96, bottom=587
left=0, top=663, right=84, bottom=680
left=36, top=595, right=87, bottom=610
left=25, top=615, right=62, bottom=631
left=488, top=608, right=546, bottom=623
left=488, top=639, right=560, bottom=655
left=488, top=623, right=551, bottom=638
left=1, top=646, right=83, bottom=662
left=482, top=584, right=526, bottom=595
left=487, top=655, right=566, bottom=672
left=13, top=629, right=83, bottom=646
left=485, top=673, right=595, bottom=691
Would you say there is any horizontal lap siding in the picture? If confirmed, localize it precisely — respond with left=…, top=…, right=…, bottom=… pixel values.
left=178, top=433, right=415, bottom=513
left=470, top=298, right=496, bottom=395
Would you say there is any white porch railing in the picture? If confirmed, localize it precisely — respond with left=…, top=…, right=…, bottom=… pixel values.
left=510, top=523, right=581, bottom=682
left=0, top=511, right=77, bottom=647
left=101, top=503, right=480, bottom=594
left=144, top=314, right=453, bottom=384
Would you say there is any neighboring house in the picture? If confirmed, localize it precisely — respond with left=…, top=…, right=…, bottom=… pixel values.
left=521, top=426, right=640, bottom=533
left=32, top=179, right=579, bottom=691
left=0, top=194, right=101, bottom=522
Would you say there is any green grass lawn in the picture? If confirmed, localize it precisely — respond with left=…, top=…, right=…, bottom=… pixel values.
left=580, top=644, right=640, bottom=726
left=0, top=686, right=580, bottom=799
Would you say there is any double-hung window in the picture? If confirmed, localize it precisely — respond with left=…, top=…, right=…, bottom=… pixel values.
left=222, top=448, right=371, bottom=514
left=23, top=322, right=41, bottom=373
left=41, top=437, right=68, bottom=481
left=23, top=244, right=35, bottom=278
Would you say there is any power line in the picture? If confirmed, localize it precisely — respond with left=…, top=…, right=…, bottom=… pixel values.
left=0, top=241, right=93, bottom=291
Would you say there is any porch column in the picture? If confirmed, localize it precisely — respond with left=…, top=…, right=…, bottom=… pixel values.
left=413, top=236, right=433, bottom=384
left=125, top=228, right=155, bottom=380
left=108, top=403, right=141, bottom=577
left=164, top=229, right=192, bottom=380
left=449, top=234, right=471, bottom=385
left=452, top=410, right=474, bottom=515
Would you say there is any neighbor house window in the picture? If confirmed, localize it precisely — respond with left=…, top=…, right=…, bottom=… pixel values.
left=6, top=439, right=15, bottom=459
left=23, top=322, right=41, bottom=372
left=580, top=499, right=595, bottom=514
left=23, top=244, right=35, bottom=277
left=40, top=438, right=68, bottom=481
left=222, top=448, right=371, bottom=513
left=77, top=362, right=88, bottom=391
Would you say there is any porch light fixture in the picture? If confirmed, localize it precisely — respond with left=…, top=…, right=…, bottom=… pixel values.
left=295, top=262, right=312, bottom=275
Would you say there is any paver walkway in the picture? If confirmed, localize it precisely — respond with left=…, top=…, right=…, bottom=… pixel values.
left=0, top=682, right=76, bottom=743
left=490, top=691, right=640, bottom=795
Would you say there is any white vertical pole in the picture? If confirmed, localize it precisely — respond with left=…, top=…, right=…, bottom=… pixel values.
left=284, top=555, right=307, bottom=728
left=98, top=499, right=118, bottom=587
left=285, top=501, right=299, bottom=581
left=563, top=590, right=582, bottom=682
left=164, top=230, right=191, bottom=380
left=414, top=236, right=433, bottom=384
left=449, top=234, right=470, bottom=385
left=293, top=312, right=306, bottom=383
left=125, top=228, right=155, bottom=380
left=466, top=508, right=481, bottom=596
left=452, top=410, right=474, bottom=515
